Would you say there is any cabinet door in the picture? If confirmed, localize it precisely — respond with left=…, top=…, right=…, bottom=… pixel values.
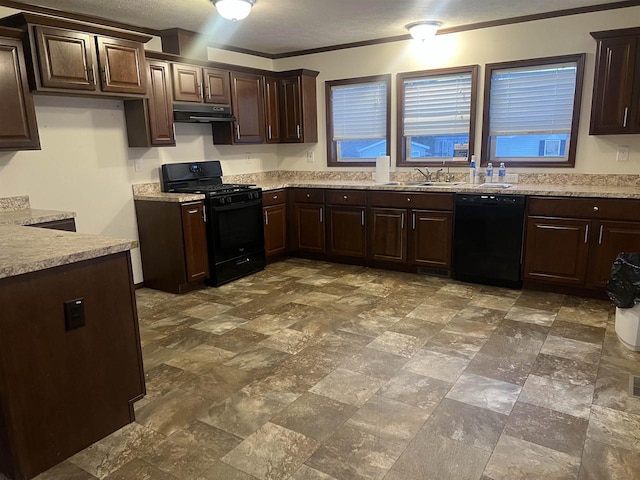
left=588, top=220, right=640, bottom=288
left=147, top=60, right=175, bottom=145
left=523, top=216, right=590, bottom=286
left=35, top=26, right=96, bottom=91
left=294, top=203, right=325, bottom=253
left=327, top=206, right=366, bottom=258
left=410, top=210, right=452, bottom=269
left=264, top=204, right=287, bottom=258
left=172, top=63, right=203, bottom=103
left=96, top=36, right=146, bottom=94
left=369, top=207, right=406, bottom=263
left=230, top=72, right=265, bottom=143
left=281, top=76, right=302, bottom=142
left=203, top=68, right=230, bottom=105
left=264, top=76, right=281, bottom=143
left=181, top=202, right=209, bottom=282
left=0, top=37, right=40, bottom=151
left=590, top=36, right=637, bottom=134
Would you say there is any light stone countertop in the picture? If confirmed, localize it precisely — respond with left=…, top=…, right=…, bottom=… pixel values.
left=131, top=179, right=640, bottom=201
left=0, top=225, right=137, bottom=280
left=256, top=180, right=640, bottom=199
left=0, top=208, right=76, bottom=226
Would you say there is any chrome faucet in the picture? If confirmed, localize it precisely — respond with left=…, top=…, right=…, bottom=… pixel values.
left=414, top=167, right=431, bottom=181
left=435, top=168, right=444, bottom=182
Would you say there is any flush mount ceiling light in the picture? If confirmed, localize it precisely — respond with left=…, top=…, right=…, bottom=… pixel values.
left=406, top=20, right=443, bottom=41
left=212, top=0, right=256, bottom=21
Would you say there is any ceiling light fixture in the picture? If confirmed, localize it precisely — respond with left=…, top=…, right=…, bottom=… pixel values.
left=212, top=0, right=256, bottom=21
left=406, top=20, right=442, bottom=41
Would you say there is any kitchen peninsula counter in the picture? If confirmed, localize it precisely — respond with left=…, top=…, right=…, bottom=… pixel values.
left=0, top=224, right=137, bottom=279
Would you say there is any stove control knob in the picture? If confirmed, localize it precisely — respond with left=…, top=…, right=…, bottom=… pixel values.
left=219, top=197, right=226, bottom=204
left=226, top=196, right=232, bottom=204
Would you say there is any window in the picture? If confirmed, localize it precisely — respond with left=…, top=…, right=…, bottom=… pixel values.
left=482, top=54, right=585, bottom=167
left=397, top=66, right=478, bottom=167
left=326, top=75, right=390, bottom=166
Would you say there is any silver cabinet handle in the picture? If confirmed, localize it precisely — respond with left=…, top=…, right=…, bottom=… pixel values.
left=198, top=83, right=203, bottom=99
left=343, top=195, right=348, bottom=200
left=623, top=107, right=629, bottom=128
left=593, top=206, right=599, bottom=212
left=598, top=224, right=604, bottom=244
left=273, top=194, right=278, bottom=200
left=296, top=125, right=301, bottom=139
left=401, top=213, right=405, bottom=229
left=187, top=209, right=198, bottom=214
left=412, top=213, right=416, bottom=230
left=203, top=207, right=206, bottom=223
left=584, top=224, right=590, bottom=244
left=236, top=125, right=240, bottom=140
left=206, top=84, right=211, bottom=99
left=264, top=210, right=268, bottom=225
left=361, top=210, right=365, bottom=226
left=88, top=66, right=96, bottom=85
left=319, top=207, right=323, bottom=223
left=268, top=125, right=272, bottom=139
left=306, top=193, right=310, bottom=198
left=407, top=197, right=411, bottom=202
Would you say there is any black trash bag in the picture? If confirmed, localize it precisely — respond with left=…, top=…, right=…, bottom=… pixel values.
left=606, top=252, right=640, bottom=308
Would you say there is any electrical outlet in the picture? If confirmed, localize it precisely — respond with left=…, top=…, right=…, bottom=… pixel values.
left=617, top=146, right=630, bottom=162
left=306, top=151, right=314, bottom=163
left=64, top=298, right=85, bottom=330
left=245, top=153, right=251, bottom=163
left=134, top=158, right=143, bottom=172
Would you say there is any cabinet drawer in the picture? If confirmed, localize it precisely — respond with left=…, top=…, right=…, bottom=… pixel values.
left=368, top=191, right=453, bottom=210
left=293, top=188, right=325, bottom=204
left=528, top=196, right=640, bottom=221
left=263, top=189, right=287, bottom=206
left=326, top=189, right=366, bottom=206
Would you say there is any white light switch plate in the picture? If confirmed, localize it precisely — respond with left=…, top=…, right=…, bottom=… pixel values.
left=134, top=158, right=143, bottom=172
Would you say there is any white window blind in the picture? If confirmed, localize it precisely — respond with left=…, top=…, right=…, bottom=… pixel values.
left=489, top=62, right=578, bottom=136
left=403, top=73, right=472, bottom=136
left=332, top=82, right=387, bottom=140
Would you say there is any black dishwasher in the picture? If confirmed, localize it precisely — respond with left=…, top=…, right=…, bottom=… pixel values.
left=453, top=193, right=526, bottom=288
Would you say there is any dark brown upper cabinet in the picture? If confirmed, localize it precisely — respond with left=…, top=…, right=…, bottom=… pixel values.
left=172, top=63, right=230, bottom=105
left=264, top=76, right=281, bottom=143
left=34, top=27, right=146, bottom=95
left=590, top=27, right=640, bottom=134
left=230, top=72, right=266, bottom=144
left=0, top=28, right=40, bottom=151
left=124, top=60, right=175, bottom=147
left=280, top=72, right=318, bottom=143
left=0, top=13, right=150, bottom=97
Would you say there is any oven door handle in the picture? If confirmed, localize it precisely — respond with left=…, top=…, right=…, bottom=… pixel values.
left=212, top=198, right=262, bottom=212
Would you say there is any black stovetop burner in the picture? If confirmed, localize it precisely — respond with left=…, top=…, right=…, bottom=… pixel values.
left=161, top=161, right=258, bottom=196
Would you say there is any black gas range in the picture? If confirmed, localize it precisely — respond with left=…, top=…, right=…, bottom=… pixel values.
left=161, top=161, right=266, bottom=287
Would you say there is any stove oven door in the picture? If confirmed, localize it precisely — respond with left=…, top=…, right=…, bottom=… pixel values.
left=206, top=197, right=265, bottom=264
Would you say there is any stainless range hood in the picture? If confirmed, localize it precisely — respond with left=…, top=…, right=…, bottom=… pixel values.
left=173, top=104, right=236, bottom=123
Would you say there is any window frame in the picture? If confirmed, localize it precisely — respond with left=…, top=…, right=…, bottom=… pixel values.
left=480, top=53, right=586, bottom=168
left=325, top=74, right=391, bottom=167
left=396, top=65, right=479, bottom=168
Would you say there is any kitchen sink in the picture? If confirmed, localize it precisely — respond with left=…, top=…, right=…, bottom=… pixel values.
left=380, top=181, right=465, bottom=187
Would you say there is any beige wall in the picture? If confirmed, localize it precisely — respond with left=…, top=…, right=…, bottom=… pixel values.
left=1, top=6, right=639, bottom=284
left=274, top=7, right=640, bottom=174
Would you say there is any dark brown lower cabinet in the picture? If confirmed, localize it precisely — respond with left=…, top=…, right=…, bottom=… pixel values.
left=523, top=216, right=591, bottom=286
left=31, top=217, right=76, bottom=232
left=588, top=220, right=640, bottom=288
left=291, top=188, right=325, bottom=255
left=410, top=210, right=452, bottom=269
left=369, top=207, right=406, bottom=263
left=0, top=252, right=145, bottom=480
left=135, top=200, right=209, bottom=293
left=524, top=196, right=640, bottom=294
left=264, top=205, right=287, bottom=257
left=327, top=206, right=366, bottom=259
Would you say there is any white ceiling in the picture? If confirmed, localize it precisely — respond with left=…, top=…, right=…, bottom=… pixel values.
left=4, top=0, right=633, bottom=55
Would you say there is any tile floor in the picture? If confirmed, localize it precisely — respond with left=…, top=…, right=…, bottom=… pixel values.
left=35, top=258, right=640, bottom=480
